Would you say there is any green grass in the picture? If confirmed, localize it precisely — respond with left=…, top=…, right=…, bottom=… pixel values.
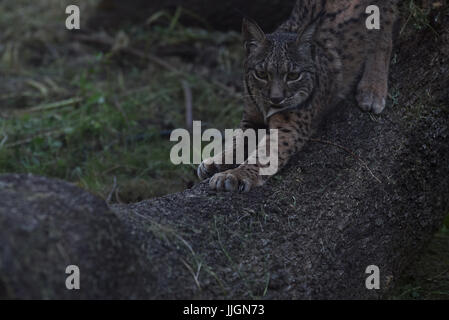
left=0, top=0, right=243, bottom=201
left=0, top=58, right=242, bottom=200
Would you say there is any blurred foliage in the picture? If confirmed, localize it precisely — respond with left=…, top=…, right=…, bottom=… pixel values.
left=0, top=0, right=243, bottom=201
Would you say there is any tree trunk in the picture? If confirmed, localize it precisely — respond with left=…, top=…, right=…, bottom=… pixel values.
left=1, top=7, right=448, bottom=300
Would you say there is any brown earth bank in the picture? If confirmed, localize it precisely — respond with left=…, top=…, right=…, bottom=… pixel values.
left=0, top=8, right=448, bottom=298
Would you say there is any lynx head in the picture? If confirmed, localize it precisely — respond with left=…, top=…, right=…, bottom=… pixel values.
left=242, top=18, right=317, bottom=120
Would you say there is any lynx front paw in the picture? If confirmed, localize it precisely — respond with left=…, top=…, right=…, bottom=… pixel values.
left=356, top=88, right=387, bottom=115
left=209, top=167, right=261, bottom=193
left=197, top=158, right=220, bottom=180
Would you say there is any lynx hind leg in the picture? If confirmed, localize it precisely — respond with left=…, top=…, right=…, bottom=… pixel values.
left=356, top=14, right=395, bottom=114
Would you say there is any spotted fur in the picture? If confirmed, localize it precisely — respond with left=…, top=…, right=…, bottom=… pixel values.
left=198, top=0, right=398, bottom=192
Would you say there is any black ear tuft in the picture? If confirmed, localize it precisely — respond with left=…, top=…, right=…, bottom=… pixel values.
left=242, top=18, right=266, bottom=44
left=296, top=10, right=324, bottom=44
left=296, top=23, right=317, bottom=44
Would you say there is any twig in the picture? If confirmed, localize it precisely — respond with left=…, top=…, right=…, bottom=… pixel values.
left=102, top=165, right=139, bottom=175
left=0, top=135, right=8, bottom=148
left=26, top=97, right=82, bottom=113
left=106, top=176, right=118, bottom=205
left=182, top=80, right=193, bottom=132
left=113, top=98, right=129, bottom=124
left=309, top=138, right=382, bottom=183
left=399, top=12, right=412, bottom=36
left=426, top=267, right=449, bottom=282
left=115, top=186, right=124, bottom=204
left=180, top=258, right=202, bottom=290
left=5, top=129, right=64, bottom=148
left=26, top=79, right=49, bottom=97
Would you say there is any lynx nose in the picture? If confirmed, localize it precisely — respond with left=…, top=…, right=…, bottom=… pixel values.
left=269, top=96, right=284, bottom=106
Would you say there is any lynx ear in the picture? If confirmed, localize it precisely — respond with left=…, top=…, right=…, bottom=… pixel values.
left=296, top=22, right=318, bottom=44
left=242, top=18, right=266, bottom=46
left=296, top=10, right=325, bottom=44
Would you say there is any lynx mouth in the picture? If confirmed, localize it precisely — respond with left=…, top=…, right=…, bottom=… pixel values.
left=265, top=105, right=297, bottom=120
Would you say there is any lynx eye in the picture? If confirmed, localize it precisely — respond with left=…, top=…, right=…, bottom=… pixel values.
left=286, top=72, right=303, bottom=82
left=245, top=41, right=258, bottom=52
left=254, top=70, right=269, bottom=81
